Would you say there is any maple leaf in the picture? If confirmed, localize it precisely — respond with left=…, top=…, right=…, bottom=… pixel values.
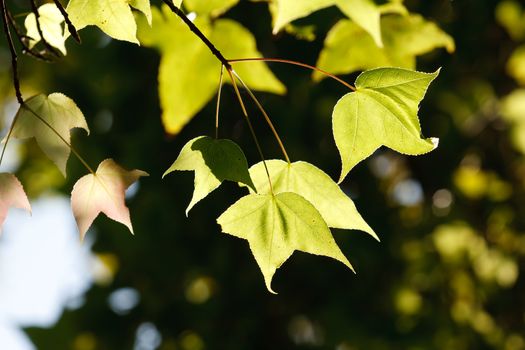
left=0, top=173, right=31, bottom=232
left=217, top=192, right=353, bottom=293
left=9, top=93, right=89, bottom=177
left=71, top=159, right=148, bottom=239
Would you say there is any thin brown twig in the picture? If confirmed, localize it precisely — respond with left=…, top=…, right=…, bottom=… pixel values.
left=215, top=65, right=225, bottom=139
left=231, top=70, right=291, bottom=164
left=229, top=57, right=356, bottom=91
left=227, top=68, right=273, bottom=194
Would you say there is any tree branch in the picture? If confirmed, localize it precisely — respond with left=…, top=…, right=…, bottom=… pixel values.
left=1, top=0, right=23, bottom=103
left=160, top=0, right=232, bottom=70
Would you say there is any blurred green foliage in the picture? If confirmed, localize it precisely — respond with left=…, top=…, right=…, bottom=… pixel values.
left=1, top=0, right=525, bottom=349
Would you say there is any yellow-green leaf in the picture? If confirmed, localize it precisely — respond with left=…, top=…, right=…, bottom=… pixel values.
left=507, top=45, right=525, bottom=85
left=271, top=0, right=334, bottom=34
left=138, top=5, right=285, bottom=134
left=184, top=0, right=239, bottom=17
left=315, top=15, right=454, bottom=80
left=24, top=3, right=67, bottom=55
left=333, top=68, right=439, bottom=182
left=336, top=0, right=383, bottom=47
left=217, top=192, right=353, bottom=293
left=245, top=160, right=378, bottom=240
left=163, top=136, right=255, bottom=214
left=8, top=93, right=89, bottom=177
left=66, top=0, right=151, bottom=43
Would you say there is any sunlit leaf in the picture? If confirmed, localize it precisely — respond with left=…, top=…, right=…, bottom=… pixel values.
left=8, top=93, right=89, bottom=177
left=271, top=0, right=333, bottom=34
left=66, top=0, right=152, bottom=43
left=0, top=173, right=31, bottom=232
left=245, top=160, right=377, bottom=240
left=138, top=5, right=285, bottom=134
left=184, top=0, right=239, bottom=17
left=314, top=15, right=454, bottom=80
left=130, top=0, right=152, bottom=25
left=333, top=68, right=439, bottom=182
left=164, top=136, right=255, bottom=215
left=217, top=192, right=353, bottom=293
left=336, top=0, right=384, bottom=47
left=24, top=3, right=67, bottom=55
left=71, top=159, right=148, bottom=239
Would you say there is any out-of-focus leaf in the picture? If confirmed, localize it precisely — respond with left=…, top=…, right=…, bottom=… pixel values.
left=315, top=14, right=454, bottom=80
left=0, top=173, right=31, bottom=232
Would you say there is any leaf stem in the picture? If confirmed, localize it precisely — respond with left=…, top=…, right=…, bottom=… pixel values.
left=229, top=58, right=356, bottom=91
left=215, top=65, right=224, bottom=139
left=160, top=0, right=232, bottom=70
left=231, top=70, right=291, bottom=164
left=23, top=104, right=95, bottom=175
left=227, top=68, right=273, bottom=194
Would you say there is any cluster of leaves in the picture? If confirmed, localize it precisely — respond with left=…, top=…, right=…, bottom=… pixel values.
left=0, top=0, right=453, bottom=292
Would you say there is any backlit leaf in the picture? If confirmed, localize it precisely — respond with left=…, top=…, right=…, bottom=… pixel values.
left=245, top=160, right=377, bottom=240
left=71, top=159, right=148, bottom=239
left=0, top=173, right=31, bottom=232
left=138, top=5, right=285, bottom=134
left=217, top=192, right=353, bottom=293
left=164, top=136, right=255, bottom=215
left=184, top=0, right=239, bottom=17
left=333, top=68, right=439, bottom=182
left=9, top=93, right=89, bottom=177
left=314, top=15, right=454, bottom=80
left=24, top=3, right=67, bottom=55
left=66, top=0, right=152, bottom=43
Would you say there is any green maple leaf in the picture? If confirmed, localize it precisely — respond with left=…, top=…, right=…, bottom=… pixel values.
left=138, top=5, right=285, bottom=134
left=315, top=14, right=454, bottom=80
left=164, top=136, right=255, bottom=214
left=217, top=192, right=353, bottom=293
left=333, top=67, right=440, bottom=182
left=8, top=93, right=89, bottom=177
left=66, top=0, right=152, bottom=43
left=245, top=160, right=377, bottom=240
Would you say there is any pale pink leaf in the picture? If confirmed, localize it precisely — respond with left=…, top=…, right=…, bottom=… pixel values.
left=71, top=159, right=148, bottom=239
left=0, top=173, right=31, bottom=231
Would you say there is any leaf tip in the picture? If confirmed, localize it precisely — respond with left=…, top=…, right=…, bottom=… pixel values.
left=430, top=137, right=440, bottom=150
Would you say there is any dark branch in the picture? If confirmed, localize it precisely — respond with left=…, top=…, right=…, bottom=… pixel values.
left=7, top=9, right=53, bottom=61
left=1, top=0, right=23, bottom=103
left=29, top=0, right=61, bottom=57
left=52, top=0, right=80, bottom=43
left=160, top=0, right=232, bottom=70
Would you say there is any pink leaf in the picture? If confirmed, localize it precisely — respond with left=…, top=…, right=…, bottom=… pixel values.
left=0, top=173, right=31, bottom=231
left=71, top=159, right=148, bottom=239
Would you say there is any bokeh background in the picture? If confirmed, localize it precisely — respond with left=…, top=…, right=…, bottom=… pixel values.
left=1, top=0, right=525, bottom=349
